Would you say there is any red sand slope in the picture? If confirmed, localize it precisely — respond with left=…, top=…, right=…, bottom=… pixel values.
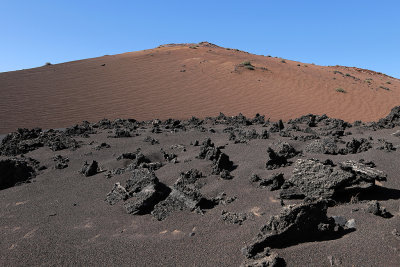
left=0, top=42, right=399, bottom=133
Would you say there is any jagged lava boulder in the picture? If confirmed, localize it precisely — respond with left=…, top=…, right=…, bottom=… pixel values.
left=0, top=158, right=36, bottom=190
left=242, top=201, right=341, bottom=258
left=280, top=159, right=387, bottom=200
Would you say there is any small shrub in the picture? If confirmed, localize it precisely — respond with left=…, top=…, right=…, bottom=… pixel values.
left=365, top=79, right=372, bottom=84
left=45, top=62, right=52, bottom=66
left=386, top=81, right=392, bottom=84
left=335, top=88, right=347, bottom=93
left=239, top=61, right=255, bottom=70
left=281, top=59, right=286, bottom=63
left=333, top=70, right=343, bottom=75
left=297, top=64, right=301, bottom=66
left=189, top=46, right=198, bottom=49
left=379, top=86, right=390, bottom=91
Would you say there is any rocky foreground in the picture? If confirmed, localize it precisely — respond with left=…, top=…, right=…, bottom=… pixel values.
left=1, top=107, right=400, bottom=266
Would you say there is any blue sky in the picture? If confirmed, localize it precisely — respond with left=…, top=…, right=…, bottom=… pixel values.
left=1, top=1, right=399, bottom=77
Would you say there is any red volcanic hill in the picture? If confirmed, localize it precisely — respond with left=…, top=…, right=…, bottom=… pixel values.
left=0, top=42, right=399, bottom=133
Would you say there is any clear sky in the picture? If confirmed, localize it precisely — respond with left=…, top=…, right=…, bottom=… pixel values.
left=1, top=1, right=399, bottom=77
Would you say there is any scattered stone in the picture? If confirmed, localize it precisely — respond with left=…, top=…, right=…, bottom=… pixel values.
left=375, top=106, right=400, bottom=128
left=117, top=151, right=151, bottom=169
left=113, top=128, right=132, bottom=138
left=242, top=201, right=343, bottom=258
left=221, top=210, right=254, bottom=225
left=151, top=169, right=211, bottom=221
left=339, top=160, right=387, bottom=181
left=144, top=136, right=159, bottom=145
left=391, top=130, right=400, bottom=137
left=162, top=150, right=178, bottom=162
left=212, top=192, right=237, bottom=205
left=191, top=140, right=199, bottom=146
left=94, top=142, right=110, bottom=150
left=65, top=121, right=96, bottom=137
left=275, top=142, right=300, bottom=158
left=198, top=138, right=233, bottom=174
left=376, top=139, right=396, bottom=151
left=53, top=155, right=69, bottom=169
left=0, top=128, right=79, bottom=156
left=250, top=174, right=261, bottom=183
left=365, top=200, right=393, bottom=218
left=269, top=120, right=284, bottom=133
left=241, top=248, right=285, bottom=267
left=305, top=138, right=338, bottom=154
left=220, top=169, right=233, bottom=180
left=0, top=158, right=37, bottom=190
left=327, top=255, right=342, bottom=266
left=345, top=219, right=356, bottom=229
left=251, top=173, right=285, bottom=191
left=125, top=169, right=159, bottom=193
left=105, top=182, right=128, bottom=205
left=105, top=169, right=170, bottom=215
left=391, top=229, right=400, bottom=240
left=265, top=148, right=289, bottom=170
left=280, top=159, right=387, bottom=201
left=339, top=138, right=371, bottom=154
left=332, top=216, right=347, bottom=227
left=81, top=160, right=99, bottom=177
left=124, top=184, right=164, bottom=214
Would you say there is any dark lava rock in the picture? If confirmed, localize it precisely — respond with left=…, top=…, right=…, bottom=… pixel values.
left=105, top=169, right=170, bottom=214
left=241, top=249, right=285, bottom=267
left=124, top=184, right=167, bottom=215
left=53, top=155, right=69, bottom=169
left=213, top=113, right=252, bottom=126
left=375, top=105, right=400, bottom=128
left=125, top=169, right=159, bottom=193
left=94, top=142, right=110, bottom=150
left=179, top=169, right=203, bottom=183
left=151, top=169, right=210, bottom=221
left=0, top=158, right=36, bottom=190
left=0, top=128, right=42, bottom=155
left=275, top=142, right=300, bottom=159
left=365, top=200, right=393, bottom=218
left=0, top=128, right=79, bottom=156
left=144, top=136, right=159, bottom=145
left=113, top=128, right=132, bottom=138
left=339, top=138, right=372, bottom=154
left=213, top=153, right=233, bottom=175
left=162, top=150, right=177, bottom=162
left=117, top=151, right=151, bottom=168
left=269, top=120, right=284, bottom=133
left=221, top=210, right=254, bottom=225
left=259, top=173, right=285, bottom=191
left=105, top=182, right=129, bottom=205
left=80, top=160, right=99, bottom=177
left=305, top=138, right=338, bottom=154
left=376, top=139, right=396, bottom=151
left=198, top=138, right=233, bottom=174
left=339, top=160, right=387, bottom=181
left=252, top=113, right=266, bottom=125
left=265, top=148, right=289, bottom=170
left=220, top=169, right=233, bottom=180
left=212, top=192, right=237, bottom=205
left=242, top=201, right=341, bottom=258
left=65, top=121, right=96, bottom=137
left=228, top=128, right=262, bottom=144
left=280, top=159, right=387, bottom=200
